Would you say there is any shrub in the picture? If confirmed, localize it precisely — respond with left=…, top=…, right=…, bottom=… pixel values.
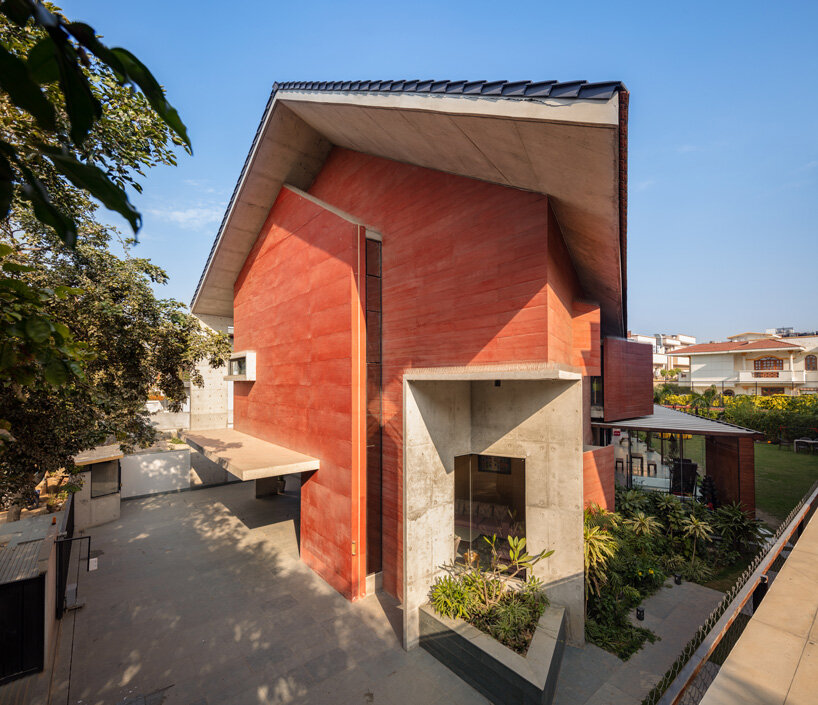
left=472, top=589, right=548, bottom=654
left=585, top=617, right=659, bottom=661
left=711, top=502, right=762, bottom=551
left=584, top=523, right=617, bottom=598
left=428, top=535, right=553, bottom=654
left=659, top=553, right=687, bottom=574
left=616, top=487, right=649, bottom=516
left=430, top=574, right=477, bottom=620
left=658, top=393, right=818, bottom=442
left=680, top=557, right=714, bottom=583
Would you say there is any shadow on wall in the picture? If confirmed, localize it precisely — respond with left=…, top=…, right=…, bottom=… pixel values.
left=63, top=480, right=410, bottom=705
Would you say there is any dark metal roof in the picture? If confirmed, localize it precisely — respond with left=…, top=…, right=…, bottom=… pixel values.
left=0, top=539, right=43, bottom=584
left=592, top=405, right=761, bottom=437
left=272, top=79, right=623, bottom=102
left=0, top=511, right=62, bottom=583
left=191, top=79, right=625, bottom=309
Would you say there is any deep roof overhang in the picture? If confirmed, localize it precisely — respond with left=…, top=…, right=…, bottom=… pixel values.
left=191, top=80, right=628, bottom=333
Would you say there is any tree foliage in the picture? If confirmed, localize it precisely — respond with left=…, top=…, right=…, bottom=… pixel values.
left=0, top=0, right=189, bottom=246
left=0, top=3, right=229, bottom=503
left=0, top=228, right=230, bottom=503
left=658, top=392, right=818, bottom=442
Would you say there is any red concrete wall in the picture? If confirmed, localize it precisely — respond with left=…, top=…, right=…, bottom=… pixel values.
left=234, top=147, right=613, bottom=602
left=583, top=445, right=615, bottom=510
left=546, top=206, right=583, bottom=366
left=232, top=187, right=367, bottom=598
left=705, top=436, right=755, bottom=515
left=603, top=337, right=653, bottom=421
left=572, top=303, right=601, bottom=376
left=738, top=436, right=756, bottom=515
left=306, top=148, right=597, bottom=599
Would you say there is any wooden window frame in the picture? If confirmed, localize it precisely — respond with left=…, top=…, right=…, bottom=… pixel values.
left=805, top=355, right=817, bottom=371
left=754, top=356, right=783, bottom=371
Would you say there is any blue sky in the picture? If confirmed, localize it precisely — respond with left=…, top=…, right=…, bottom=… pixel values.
left=67, top=0, right=817, bottom=342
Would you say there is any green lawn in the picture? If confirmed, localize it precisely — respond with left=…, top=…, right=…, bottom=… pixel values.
left=703, top=553, right=755, bottom=592
left=755, top=443, right=818, bottom=524
left=643, top=436, right=817, bottom=524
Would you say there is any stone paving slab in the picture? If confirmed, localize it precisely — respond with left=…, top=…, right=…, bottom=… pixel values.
left=10, top=481, right=490, bottom=705
left=554, top=579, right=724, bottom=705
left=1, top=480, right=729, bottom=705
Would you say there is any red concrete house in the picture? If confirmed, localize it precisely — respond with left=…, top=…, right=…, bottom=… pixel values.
left=186, top=79, right=655, bottom=647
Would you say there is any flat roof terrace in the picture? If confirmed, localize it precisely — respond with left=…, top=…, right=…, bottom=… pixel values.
left=182, top=428, right=319, bottom=481
left=700, top=509, right=818, bottom=705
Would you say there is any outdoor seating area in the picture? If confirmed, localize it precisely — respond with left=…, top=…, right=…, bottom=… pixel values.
left=613, top=430, right=702, bottom=498
left=793, top=437, right=818, bottom=454
left=613, top=432, right=699, bottom=495
left=596, top=405, right=760, bottom=511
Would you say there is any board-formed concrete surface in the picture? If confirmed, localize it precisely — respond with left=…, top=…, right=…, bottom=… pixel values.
left=39, top=481, right=490, bottom=705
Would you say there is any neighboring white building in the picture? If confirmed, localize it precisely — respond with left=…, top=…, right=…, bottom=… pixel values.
left=676, top=331, right=818, bottom=396
left=188, top=315, right=234, bottom=429
left=627, top=332, right=696, bottom=382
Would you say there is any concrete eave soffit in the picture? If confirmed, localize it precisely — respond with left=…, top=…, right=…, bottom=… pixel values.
left=191, top=89, right=625, bottom=331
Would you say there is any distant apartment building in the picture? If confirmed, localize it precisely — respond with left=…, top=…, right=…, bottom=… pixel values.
left=675, top=330, right=818, bottom=396
left=627, top=332, right=696, bottom=382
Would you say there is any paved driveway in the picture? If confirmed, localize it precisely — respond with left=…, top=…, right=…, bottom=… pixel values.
left=56, top=480, right=488, bottom=705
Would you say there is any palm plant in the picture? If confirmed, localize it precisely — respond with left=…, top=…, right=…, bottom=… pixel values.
left=688, top=385, right=720, bottom=417
left=624, top=511, right=663, bottom=538
left=682, top=514, right=713, bottom=565
left=653, top=493, right=681, bottom=516
left=584, top=523, right=617, bottom=599
left=617, top=489, right=649, bottom=516
left=712, top=502, right=762, bottom=551
left=653, top=494, right=684, bottom=540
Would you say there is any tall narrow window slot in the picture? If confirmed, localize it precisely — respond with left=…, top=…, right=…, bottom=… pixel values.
left=365, top=238, right=383, bottom=575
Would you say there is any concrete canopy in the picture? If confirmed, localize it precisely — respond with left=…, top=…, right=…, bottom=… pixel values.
left=191, top=81, right=628, bottom=333
left=72, top=444, right=124, bottom=467
left=182, top=428, right=319, bottom=481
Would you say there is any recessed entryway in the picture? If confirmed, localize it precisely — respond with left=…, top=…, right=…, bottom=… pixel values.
left=401, top=367, right=585, bottom=649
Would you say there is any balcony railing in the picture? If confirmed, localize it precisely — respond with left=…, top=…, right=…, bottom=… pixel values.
left=737, top=370, right=806, bottom=383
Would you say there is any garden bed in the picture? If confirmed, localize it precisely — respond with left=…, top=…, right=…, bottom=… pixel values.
left=419, top=603, right=566, bottom=705
left=584, top=486, right=762, bottom=660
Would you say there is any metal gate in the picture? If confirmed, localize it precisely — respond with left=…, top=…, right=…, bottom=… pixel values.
left=55, top=494, right=75, bottom=619
left=0, top=575, right=45, bottom=685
